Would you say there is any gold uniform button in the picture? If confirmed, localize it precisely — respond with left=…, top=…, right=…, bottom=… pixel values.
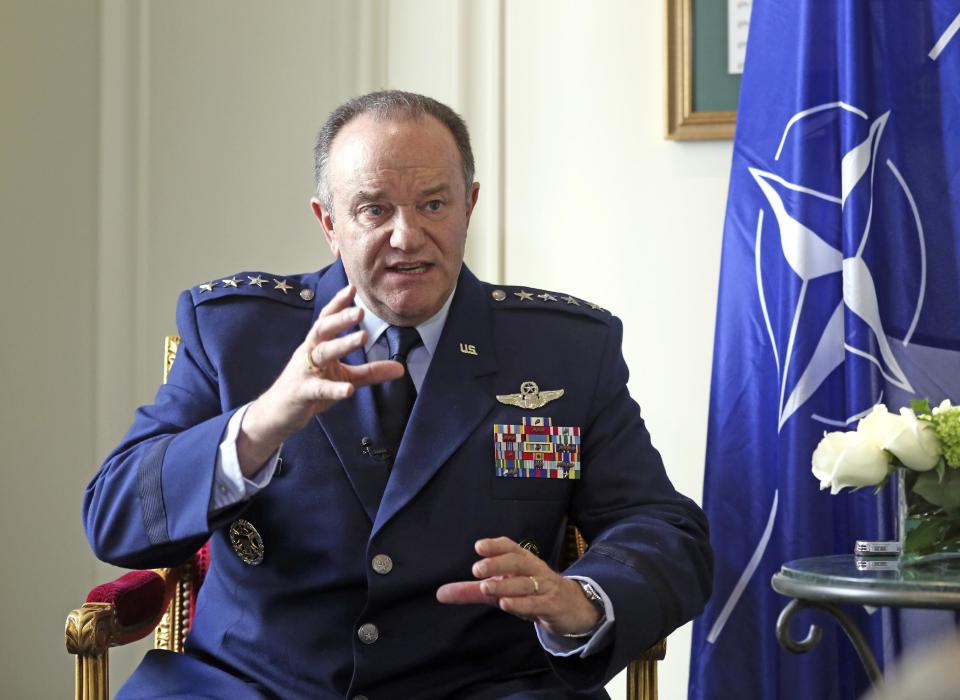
left=300, top=288, right=315, bottom=301
left=357, top=623, right=379, bottom=644
left=372, top=554, right=393, bottom=575
left=491, top=289, right=507, bottom=301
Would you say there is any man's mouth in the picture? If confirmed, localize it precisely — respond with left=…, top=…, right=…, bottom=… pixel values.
left=387, top=262, right=431, bottom=274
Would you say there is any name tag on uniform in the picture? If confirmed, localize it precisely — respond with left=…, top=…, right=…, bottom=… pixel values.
left=493, top=417, right=581, bottom=479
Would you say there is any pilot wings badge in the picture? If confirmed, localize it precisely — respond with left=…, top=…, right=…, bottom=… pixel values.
left=496, top=381, right=564, bottom=410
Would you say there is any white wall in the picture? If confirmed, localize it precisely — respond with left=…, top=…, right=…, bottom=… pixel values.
left=1, top=1, right=731, bottom=697
left=0, top=1, right=100, bottom=696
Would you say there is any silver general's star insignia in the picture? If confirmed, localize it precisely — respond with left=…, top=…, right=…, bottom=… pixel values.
left=221, top=277, right=241, bottom=288
left=514, top=290, right=534, bottom=301
left=561, top=295, right=579, bottom=305
left=198, top=282, right=216, bottom=293
left=247, top=275, right=266, bottom=287
left=586, top=301, right=605, bottom=311
left=537, top=292, right=558, bottom=302
left=496, top=381, right=565, bottom=410
left=273, top=279, right=293, bottom=294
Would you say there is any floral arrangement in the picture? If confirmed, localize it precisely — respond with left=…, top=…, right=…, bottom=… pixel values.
left=812, top=400, right=960, bottom=497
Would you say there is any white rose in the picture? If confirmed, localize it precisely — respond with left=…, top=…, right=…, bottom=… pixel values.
left=812, top=430, right=890, bottom=494
left=857, top=405, right=902, bottom=443
left=857, top=404, right=940, bottom=471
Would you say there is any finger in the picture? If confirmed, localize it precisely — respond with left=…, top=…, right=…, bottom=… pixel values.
left=472, top=552, right=538, bottom=579
left=340, top=360, right=406, bottom=387
left=301, top=377, right=356, bottom=403
left=436, top=581, right=500, bottom=606
left=479, top=575, right=549, bottom=598
left=317, top=284, right=356, bottom=318
left=475, top=537, right=524, bottom=558
left=308, top=330, right=367, bottom=368
left=498, top=595, right=545, bottom=620
left=308, top=306, right=363, bottom=345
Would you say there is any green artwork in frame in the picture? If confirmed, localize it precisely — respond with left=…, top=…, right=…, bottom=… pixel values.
left=666, top=0, right=744, bottom=140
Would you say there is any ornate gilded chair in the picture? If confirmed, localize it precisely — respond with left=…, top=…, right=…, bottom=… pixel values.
left=65, top=337, right=665, bottom=699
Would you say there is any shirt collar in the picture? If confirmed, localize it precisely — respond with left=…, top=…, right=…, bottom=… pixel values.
left=355, top=285, right=457, bottom=358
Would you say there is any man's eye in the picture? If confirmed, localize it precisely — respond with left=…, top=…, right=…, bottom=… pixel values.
left=424, top=200, right=443, bottom=212
left=360, top=205, right=384, bottom=218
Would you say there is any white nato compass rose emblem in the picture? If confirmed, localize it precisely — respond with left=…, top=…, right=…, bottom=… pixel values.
left=751, top=102, right=927, bottom=432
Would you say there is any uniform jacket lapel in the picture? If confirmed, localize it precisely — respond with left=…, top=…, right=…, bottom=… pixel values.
left=312, top=260, right=389, bottom=523
left=373, top=267, right=498, bottom=535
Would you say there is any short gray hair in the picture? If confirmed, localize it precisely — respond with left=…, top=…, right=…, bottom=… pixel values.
left=313, top=90, right=475, bottom=218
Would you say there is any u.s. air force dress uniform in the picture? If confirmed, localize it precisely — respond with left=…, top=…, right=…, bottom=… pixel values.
left=84, top=260, right=712, bottom=699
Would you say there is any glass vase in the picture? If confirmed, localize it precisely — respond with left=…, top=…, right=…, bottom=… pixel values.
left=898, top=467, right=960, bottom=564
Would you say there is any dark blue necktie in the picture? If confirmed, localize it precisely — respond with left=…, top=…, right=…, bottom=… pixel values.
left=375, top=325, right=423, bottom=456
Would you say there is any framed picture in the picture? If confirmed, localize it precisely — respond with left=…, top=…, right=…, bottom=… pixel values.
left=666, top=0, right=743, bottom=140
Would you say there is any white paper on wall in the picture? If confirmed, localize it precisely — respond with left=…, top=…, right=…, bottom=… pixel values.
left=728, top=0, right=752, bottom=74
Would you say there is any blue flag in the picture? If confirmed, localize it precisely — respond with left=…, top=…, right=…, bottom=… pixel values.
left=689, top=3, right=960, bottom=699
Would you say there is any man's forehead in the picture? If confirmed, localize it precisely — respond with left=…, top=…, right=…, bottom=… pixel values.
left=329, top=114, right=461, bottom=177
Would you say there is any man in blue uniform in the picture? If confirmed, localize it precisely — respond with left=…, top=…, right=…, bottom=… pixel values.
left=84, top=91, right=712, bottom=699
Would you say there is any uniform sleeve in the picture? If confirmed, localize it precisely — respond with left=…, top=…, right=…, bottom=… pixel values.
left=83, top=291, right=247, bottom=568
left=210, top=402, right=281, bottom=512
left=547, top=316, right=714, bottom=691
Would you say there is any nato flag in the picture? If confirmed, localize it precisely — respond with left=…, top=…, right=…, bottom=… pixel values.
left=689, top=3, right=960, bottom=699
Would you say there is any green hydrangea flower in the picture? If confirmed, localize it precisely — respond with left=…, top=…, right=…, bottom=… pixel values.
left=930, top=403, right=960, bottom=469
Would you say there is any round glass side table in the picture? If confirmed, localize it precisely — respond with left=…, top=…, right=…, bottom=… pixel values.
left=771, top=554, right=960, bottom=688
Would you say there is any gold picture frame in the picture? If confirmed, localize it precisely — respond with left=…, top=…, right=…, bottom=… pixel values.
left=666, top=0, right=738, bottom=140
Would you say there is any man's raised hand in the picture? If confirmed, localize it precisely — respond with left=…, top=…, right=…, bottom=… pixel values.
left=237, top=285, right=404, bottom=476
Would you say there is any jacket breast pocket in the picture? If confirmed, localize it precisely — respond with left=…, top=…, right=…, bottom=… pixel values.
left=490, top=475, right=574, bottom=501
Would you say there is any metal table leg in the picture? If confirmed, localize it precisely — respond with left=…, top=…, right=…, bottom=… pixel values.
left=776, top=598, right=883, bottom=687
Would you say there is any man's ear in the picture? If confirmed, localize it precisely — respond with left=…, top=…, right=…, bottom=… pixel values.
left=311, top=196, right=340, bottom=258
left=465, top=182, right=480, bottom=225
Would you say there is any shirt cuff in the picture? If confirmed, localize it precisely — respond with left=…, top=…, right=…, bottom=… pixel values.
left=536, top=575, right=615, bottom=658
left=210, top=403, right=281, bottom=512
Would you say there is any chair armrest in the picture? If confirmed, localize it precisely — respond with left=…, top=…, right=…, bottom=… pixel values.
left=66, top=567, right=183, bottom=653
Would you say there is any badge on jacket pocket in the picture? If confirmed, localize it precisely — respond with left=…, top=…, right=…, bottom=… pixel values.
left=493, top=416, right=580, bottom=479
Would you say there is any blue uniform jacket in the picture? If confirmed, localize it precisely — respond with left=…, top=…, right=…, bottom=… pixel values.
left=83, top=261, right=712, bottom=699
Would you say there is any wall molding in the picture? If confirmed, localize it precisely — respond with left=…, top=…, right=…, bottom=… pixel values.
left=96, top=0, right=144, bottom=460
left=457, top=0, right=505, bottom=283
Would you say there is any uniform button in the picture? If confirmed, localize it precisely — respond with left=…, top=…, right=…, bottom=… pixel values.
left=300, top=288, right=315, bottom=301
left=357, top=623, right=379, bottom=644
left=371, top=554, right=393, bottom=575
left=491, top=289, right=507, bottom=301
left=352, top=696, right=369, bottom=700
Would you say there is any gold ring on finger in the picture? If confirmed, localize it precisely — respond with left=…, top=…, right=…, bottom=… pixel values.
left=305, top=349, right=320, bottom=372
left=529, top=576, right=540, bottom=595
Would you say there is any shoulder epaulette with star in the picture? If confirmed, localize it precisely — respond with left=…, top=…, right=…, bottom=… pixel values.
left=189, top=272, right=315, bottom=308
left=484, top=283, right=612, bottom=322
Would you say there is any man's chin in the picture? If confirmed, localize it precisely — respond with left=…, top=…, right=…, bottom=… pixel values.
left=376, top=292, right=448, bottom=327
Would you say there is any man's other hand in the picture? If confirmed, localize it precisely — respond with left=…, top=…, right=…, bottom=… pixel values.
left=436, top=537, right=601, bottom=637
left=237, top=284, right=404, bottom=476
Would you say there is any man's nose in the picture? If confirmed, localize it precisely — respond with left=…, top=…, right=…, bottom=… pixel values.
left=389, top=207, right=425, bottom=250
